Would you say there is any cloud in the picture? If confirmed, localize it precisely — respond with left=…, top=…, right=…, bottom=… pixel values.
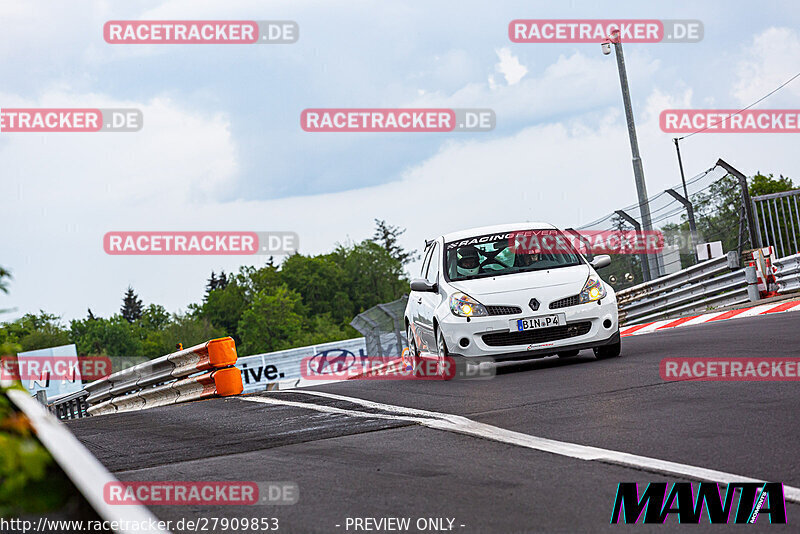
left=1, top=89, right=238, bottom=320
left=0, top=90, right=237, bottom=206
left=410, top=49, right=658, bottom=130
left=733, top=27, right=800, bottom=106
left=494, top=47, right=528, bottom=85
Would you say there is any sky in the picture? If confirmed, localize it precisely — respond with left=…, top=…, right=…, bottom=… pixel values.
left=3, top=0, right=800, bottom=321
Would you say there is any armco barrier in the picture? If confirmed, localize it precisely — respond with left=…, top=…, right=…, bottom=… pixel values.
left=84, top=337, right=237, bottom=406
left=617, top=252, right=745, bottom=325
left=617, top=251, right=800, bottom=325
left=775, top=253, right=800, bottom=293
left=88, top=367, right=242, bottom=416
left=47, top=337, right=242, bottom=418
left=48, top=389, right=90, bottom=419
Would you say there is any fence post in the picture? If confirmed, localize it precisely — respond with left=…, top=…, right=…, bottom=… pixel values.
left=615, top=209, right=653, bottom=281
left=377, top=303, right=406, bottom=356
left=664, top=188, right=698, bottom=263
left=716, top=158, right=760, bottom=249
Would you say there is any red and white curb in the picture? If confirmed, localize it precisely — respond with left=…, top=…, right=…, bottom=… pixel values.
left=620, top=299, right=800, bottom=337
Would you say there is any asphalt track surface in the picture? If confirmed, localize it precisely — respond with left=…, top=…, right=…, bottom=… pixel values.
left=67, top=313, right=800, bottom=533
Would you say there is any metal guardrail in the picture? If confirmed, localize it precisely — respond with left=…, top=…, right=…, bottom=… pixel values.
left=775, top=253, right=800, bottom=293
left=617, top=252, right=742, bottom=324
left=46, top=337, right=243, bottom=419
left=48, top=389, right=90, bottom=419
left=617, top=251, right=800, bottom=325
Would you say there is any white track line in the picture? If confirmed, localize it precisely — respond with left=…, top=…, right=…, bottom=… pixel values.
left=242, top=390, right=800, bottom=504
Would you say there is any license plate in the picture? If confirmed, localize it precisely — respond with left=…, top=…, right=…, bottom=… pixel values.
left=513, top=314, right=566, bottom=332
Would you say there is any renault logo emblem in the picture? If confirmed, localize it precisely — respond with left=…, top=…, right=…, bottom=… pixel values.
left=529, top=298, right=539, bottom=311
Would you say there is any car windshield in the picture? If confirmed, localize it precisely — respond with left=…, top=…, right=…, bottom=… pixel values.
left=444, top=230, right=583, bottom=282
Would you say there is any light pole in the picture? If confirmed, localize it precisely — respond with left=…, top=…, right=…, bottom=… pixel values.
left=603, top=31, right=659, bottom=281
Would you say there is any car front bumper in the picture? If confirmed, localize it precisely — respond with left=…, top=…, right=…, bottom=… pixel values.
left=438, top=297, right=619, bottom=359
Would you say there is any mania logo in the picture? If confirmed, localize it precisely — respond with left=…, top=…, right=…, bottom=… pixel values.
left=610, top=482, right=786, bottom=524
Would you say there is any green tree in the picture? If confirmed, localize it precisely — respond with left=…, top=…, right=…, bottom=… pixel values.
left=0, top=267, right=10, bottom=294
left=592, top=215, right=645, bottom=290
left=120, top=286, right=143, bottom=323
left=1, top=382, right=73, bottom=516
left=205, top=271, right=220, bottom=300
left=140, top=304, right=170, bottom=331
left=140, top=314, right=225, bottom=358
left=204, top=270, right=230, bottom=301
left=69, top=315, right=141, bottom=356
left=236, top=263, right=281, bottom=297
left=332, top=240, right=408, bottom=314
left=371, top=219, right=418, bottom=265
left=295, top=313, right=353, bottom=347
left=2, top=312, right=71, bottom=352
left=0, top=267, right=12, bottom=316
left=201, top=281, right=248, bottom=342
left=750, top=173, right=794, bottom=196
left=238, top=285, right=305, bottom=354
left=279, top=253, right=352, bottom=324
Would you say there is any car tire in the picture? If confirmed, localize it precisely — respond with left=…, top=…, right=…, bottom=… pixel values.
left=436, top=329, right=451, bottom=378
left=593, top=340, right=621, bottom=360
left=557, top=350, right=580, bottom=358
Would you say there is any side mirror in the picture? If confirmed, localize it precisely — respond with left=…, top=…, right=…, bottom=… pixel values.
left=590, top=254, right=611, bottom=270
left=410, top=279, right=438, bottom=292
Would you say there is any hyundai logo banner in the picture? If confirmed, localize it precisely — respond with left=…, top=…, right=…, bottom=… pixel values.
left=235, top=338, right=368, bottom=393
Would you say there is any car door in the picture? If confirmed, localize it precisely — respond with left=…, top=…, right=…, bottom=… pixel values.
left=417, top=241, right=441, bottom=351
left=409, top=245, right=433, bottom=347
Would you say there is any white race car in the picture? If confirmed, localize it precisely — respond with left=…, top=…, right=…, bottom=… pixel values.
left=404, top=223, right=620, bottom=372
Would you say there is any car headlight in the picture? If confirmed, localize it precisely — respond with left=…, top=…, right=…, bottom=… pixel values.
left=449, top=292, right=488, bottom=317
left=578, top=275, right=607, bottom=304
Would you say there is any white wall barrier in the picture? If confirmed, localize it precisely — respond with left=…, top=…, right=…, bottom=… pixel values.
left=236, top=337, right=368, bottom=392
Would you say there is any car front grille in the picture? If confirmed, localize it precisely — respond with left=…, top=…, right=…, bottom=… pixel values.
left=486, top=305, right=522, bottom=316
left=549, top=295, right=580, bottom=309
left=482, top=321, right=592, bottom=347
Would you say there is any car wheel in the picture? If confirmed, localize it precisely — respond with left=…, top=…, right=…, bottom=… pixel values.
left=557, top=350, right=580, bottom=358
left=436, top=329, right=451, bottom=378
left=593, top=340, right=621, bottom=360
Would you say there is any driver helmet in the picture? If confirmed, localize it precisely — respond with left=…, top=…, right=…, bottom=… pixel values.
left=457, top=246, right=481, bottom=276
left=518, top=252, right=542, bottom=266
